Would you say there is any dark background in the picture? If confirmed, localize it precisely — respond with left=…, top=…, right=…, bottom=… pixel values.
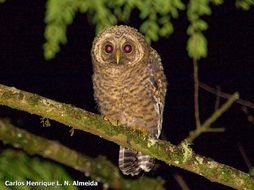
left=0, top=1, right=254, bottom=189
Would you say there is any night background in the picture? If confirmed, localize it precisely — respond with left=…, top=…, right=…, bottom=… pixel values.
left=0, top=1, right=254, bottom=189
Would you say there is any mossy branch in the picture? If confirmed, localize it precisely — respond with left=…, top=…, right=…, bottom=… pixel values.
left=0, top=119, right=164, bottom=190
left=0, top=84, right=253, bottom=189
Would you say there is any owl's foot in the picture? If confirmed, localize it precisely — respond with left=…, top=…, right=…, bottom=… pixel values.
left=133, top=125, right=149, bottom=136
left=103, top=115, right=120, bottom=126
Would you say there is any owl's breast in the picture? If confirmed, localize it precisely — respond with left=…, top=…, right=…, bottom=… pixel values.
left=92, top=66, right=157, bottom=128
left=93, top=71, right=134, bottom=113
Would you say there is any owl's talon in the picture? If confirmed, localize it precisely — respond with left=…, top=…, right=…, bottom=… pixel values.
left=133, top=126, right=149, bottom=136
left=103, top=115, right=120, bottom=126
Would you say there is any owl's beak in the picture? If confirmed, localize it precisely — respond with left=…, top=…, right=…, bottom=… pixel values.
left=115, top=49, right=121, bottom=64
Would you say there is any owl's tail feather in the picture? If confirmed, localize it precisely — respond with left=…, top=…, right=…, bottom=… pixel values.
left=119, top=146, right=155, bottom=176
left=119, top=147, right=141, bottom=176
left=137, top=152, right=155, bottom=172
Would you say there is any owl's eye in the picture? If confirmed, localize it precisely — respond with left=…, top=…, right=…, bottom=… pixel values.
left=105, top=44, right=113, bottom=53
left=123, top=44, right=132, bottom=53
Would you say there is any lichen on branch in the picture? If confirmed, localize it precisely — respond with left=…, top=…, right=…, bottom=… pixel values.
left=0, top=119, right=164, bottom=190
left=0, top=84, right=254, bottom=189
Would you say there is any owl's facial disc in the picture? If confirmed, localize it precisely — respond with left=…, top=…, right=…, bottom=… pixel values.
left=93, top=30, right=147, bottom=67
left=100, top=40, right=136, bottom=65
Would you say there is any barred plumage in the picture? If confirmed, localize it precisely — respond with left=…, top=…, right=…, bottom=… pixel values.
left=119, top=147, right=155, bottom=176
left=119, top=147, right=141, bottom=176
left=91, top=25, right=167, bottom=175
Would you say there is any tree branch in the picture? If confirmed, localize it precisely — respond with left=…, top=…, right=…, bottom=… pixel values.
left=0, top=119, right=164, bottom=190
left=199, top=81, right=254, bottom=110
left=185, top=92, right=239, bottom=143
left=193, top=56, right=201, bottom=129
left=0, top=84, right=253, bottom=189
left=174, top=174, right=190, bottom=190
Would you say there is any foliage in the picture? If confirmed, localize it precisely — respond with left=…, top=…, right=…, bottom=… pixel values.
left=186, top=0, right=210, bottom=59
left=44, top=0, right=77, bottom=59
left=0, top=149, right=77, bottom=190
left=236, top=0, right=254, bottom=10
left=0, top=0, right=253, bottom=59
left=44, top=0, right=184, bottom=60
left=43, top=0, right=254, bottom=60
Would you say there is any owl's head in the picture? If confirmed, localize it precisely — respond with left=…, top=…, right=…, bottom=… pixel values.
left=91, top=25, right=149, bottom=68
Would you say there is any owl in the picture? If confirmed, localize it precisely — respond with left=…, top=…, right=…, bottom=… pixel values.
left=91, top=25, right=167, bottom=176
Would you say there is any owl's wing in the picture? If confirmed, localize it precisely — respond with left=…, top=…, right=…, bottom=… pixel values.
left=148, top=48, right=167, bottom=138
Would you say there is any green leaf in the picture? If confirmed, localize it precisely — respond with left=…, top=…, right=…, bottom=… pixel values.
left=121, top=3, right=133, bottom=21
left=187, top=25, right=194, bottom=35
left=173, top=0, right=185, bottom=10
left=77, top=0, right=90, bottom=13
left=211, top=0, right=224, bottom=5
left=198, top=3, right=212, bottom=15
left=187, top=32, right=207, bottom=59
left=235, top=0, right=253, bottom=10
left=139, top=1, right=151, bottom=19
left=159, top=22, right=173, bottom=37
left=44, top=0, right=77, bottom=60
left=170, top=8, right=179, bottom=18
left=196, top=19, right=208, bottom=31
